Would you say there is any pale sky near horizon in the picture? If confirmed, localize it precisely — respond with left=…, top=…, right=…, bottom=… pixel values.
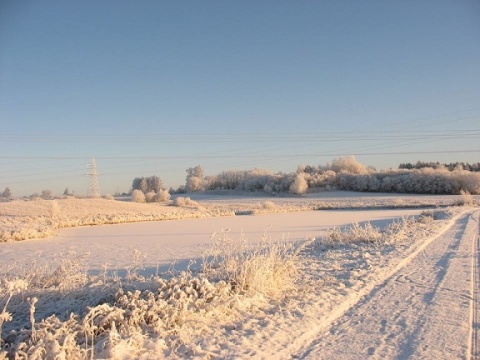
left=1, top=1, right=479, bottom=196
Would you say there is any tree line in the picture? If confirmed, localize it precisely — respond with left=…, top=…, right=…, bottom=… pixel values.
left=399, top=161, right=480, bottom=172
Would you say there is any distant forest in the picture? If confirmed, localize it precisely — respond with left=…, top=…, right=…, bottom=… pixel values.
left=399, top=161, right=480, bottom=172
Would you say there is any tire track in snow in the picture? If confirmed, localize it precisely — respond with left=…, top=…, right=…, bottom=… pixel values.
left=470, top=210, right=480, bottom=360
left=297, top=210, right=478, bottom=360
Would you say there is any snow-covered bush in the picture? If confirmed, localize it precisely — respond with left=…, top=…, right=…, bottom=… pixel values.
left=172, top=196, right=199, bottom=207
left=145, top=191, right=156, bottom=203
left=103, top=194, right=115, bottom=200
left=131, top=189, right=146, bottom=203
left=290, top=172, right=308, bottom=195
left=135, top=189, right=170, bottom=204
left=261, top=201, right=276, bottom=210
left=457, top=189, right=475, bottom=206
left=455, top=170, right=480, bottom=194
left=155, top=189, right=171, bottom=202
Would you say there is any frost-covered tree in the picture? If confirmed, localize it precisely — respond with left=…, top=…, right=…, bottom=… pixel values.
left=186, top=165, right=204, bottom=192
left=327, top=156, right=368, bottom=174
left=146, top=176, right=163, bottom=193
left=132, top=176, right=164, bottom=194
left=131, top=178, right=142, bottom=193
left=139, top=178, right=148, bottom=194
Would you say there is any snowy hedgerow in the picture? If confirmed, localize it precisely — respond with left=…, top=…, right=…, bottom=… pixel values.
left=131, top=189, right=146, bottom=203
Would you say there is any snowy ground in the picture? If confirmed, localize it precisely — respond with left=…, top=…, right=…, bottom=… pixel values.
left=297, top=209, right=479, bottom=359
left=1, top=208, right=427, bottom=275
left=0, top=192, right=478, bottom=359
left=0, top=191, right=464, bottom=243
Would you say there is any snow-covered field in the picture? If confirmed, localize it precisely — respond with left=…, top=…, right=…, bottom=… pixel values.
left=0, top=192, right=478, bottom=359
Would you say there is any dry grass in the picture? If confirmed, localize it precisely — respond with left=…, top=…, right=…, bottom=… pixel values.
left=202, top=229, right=312, bottom=299
left=0, top=231, right=311, bottom=359
left=315, top=211, right=450, bottom=250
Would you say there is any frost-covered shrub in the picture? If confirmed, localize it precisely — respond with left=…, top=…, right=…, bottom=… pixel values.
left=155, top=189, right=171, bottom=202
left=455, top=170, right=480, bottom=194
left=103, top=194, right=115, bottom=200
left=457, top=189, right=475, bottom=206
left=320, top=221, right=383, bottom=247
left=145, top=191, right=156, bottom=203
left=131, top=189, right=146, bottom=203
left=172, top=196, right=199, bottom=207
left=261, top=201, right=276, bottom=210
left=290, top=173, right=308, bottom=195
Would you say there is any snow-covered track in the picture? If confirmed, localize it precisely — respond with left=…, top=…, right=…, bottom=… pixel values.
left=470, top=210, right=480, bottom=359
left=297, top=209, right=479, bottom=360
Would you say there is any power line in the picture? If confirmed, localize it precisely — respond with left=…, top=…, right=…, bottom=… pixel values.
left=0, top=149, right=478, bottom=161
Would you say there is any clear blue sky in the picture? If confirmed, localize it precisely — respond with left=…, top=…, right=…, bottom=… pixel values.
left=1, top=1, right=479, bottom=196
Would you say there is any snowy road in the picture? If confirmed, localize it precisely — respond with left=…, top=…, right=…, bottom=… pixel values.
left=296, top=210, right=479, bottom=360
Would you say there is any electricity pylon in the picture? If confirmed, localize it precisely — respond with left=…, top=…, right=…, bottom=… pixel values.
left=87, top=157, right=100, bottom=198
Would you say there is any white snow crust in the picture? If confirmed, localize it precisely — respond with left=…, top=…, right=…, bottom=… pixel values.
left=0, top=193, right=477, bottom=359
